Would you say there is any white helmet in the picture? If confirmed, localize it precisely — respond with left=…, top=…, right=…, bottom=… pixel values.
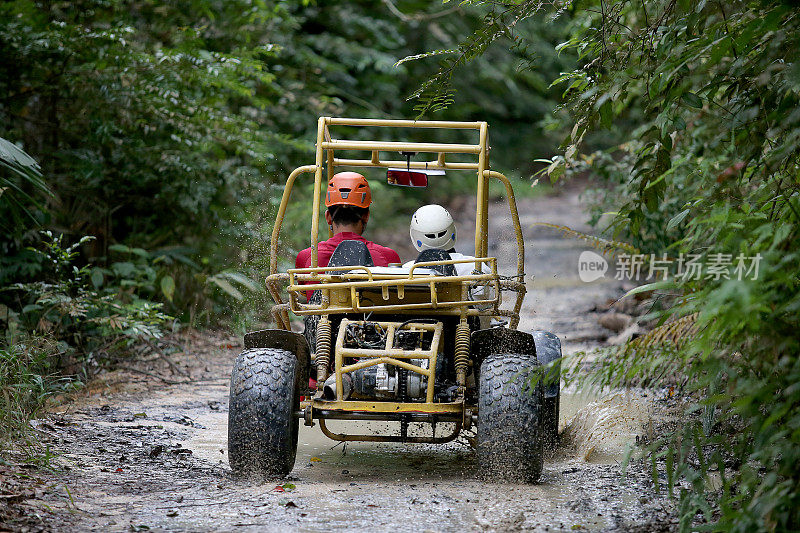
left=410, top=204, right=457, bottom=252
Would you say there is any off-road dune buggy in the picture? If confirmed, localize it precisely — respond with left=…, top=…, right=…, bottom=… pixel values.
left=228, top=117, right=562, bottom=482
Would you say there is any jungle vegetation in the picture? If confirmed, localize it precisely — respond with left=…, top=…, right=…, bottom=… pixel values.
left=2, top=0, right=799, bottom=530
left=412, top=0, right=799, bottom=530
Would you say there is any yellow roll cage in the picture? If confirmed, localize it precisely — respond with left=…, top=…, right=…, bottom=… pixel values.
left=264, top=117, right=526, bottom=332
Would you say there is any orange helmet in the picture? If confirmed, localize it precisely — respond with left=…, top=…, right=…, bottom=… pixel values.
left=325, top=172, right=372, bottom=209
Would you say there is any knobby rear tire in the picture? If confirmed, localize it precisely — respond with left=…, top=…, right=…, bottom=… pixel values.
left=532, top=331, right=562, bottom=449
left=542, top=394, right=560, bottom=449
left=228, top=348, right=299, bottom=478
left=477, top=353, right=544, bottom=483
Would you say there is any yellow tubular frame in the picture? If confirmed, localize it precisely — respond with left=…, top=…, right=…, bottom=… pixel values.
left=286, top=258, right=500, bottom=315
left=265, top=116, right=526, bottom=331
left=261, top=117, right=531, bottom=442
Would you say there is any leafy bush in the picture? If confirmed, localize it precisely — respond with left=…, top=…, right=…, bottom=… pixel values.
left=0, top=137, right=50, bottom=231
left=4, top=233, right=171, bottom=370
left=549, top=1, right=800, bottom=530
left=0, top=232, right=177, bottom=456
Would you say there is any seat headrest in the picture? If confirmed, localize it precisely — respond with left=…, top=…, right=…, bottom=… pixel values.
left=328, top=240, right=375, bottom=268
left=414, top=249, right=456, bottom=276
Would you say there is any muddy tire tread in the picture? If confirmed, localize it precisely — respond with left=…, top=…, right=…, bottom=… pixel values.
left=542, top=396, right=560, bottom=448
left=228, top=347, right=299, bottom=478
left=532, top=331, right=562, bottom=448
left=477, top=352, right=544, bottom=483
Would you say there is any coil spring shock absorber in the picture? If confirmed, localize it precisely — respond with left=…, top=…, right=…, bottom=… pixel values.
left=454, top=319, right=471, bottom=390
left=315, top=317, right=332, bottom=389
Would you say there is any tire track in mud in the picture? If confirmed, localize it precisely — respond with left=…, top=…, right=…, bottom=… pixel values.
left=29, top=185, right=677, bottom=532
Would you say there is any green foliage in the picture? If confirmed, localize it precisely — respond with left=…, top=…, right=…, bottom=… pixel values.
left=1, top=0, right=281, bottom=252
left=530, top=222, right=641, bottom=256
left=0, top=231, right=173, bottom=456
left=406, top=1, right=549, bottom=114
left=549, top=1, right=800, bottom=530
left=4, top=232, right=171, bottom=365
left=0, top=137, right=50, bottom=230
left=571, top=146, right=696, bottom=253
left=397, top=1, right=575, bottom=176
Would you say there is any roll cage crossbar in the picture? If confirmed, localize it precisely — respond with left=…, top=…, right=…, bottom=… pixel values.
left=265, top=117, right=526, bottom=330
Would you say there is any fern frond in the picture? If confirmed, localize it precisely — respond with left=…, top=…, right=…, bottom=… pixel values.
left=532, top=222, right=640, bottom=256
left=568, top=313, right=701, bottom=390
left=394, top=49, right=457, bottom=67
left=403, top=0, right=549, bottom=116
left=626, top=313, right=699, bottom=354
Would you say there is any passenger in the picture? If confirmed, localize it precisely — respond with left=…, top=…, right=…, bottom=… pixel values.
left=404, top=204, right=494, bottom=304
left=295, top=172, right=401, bottom=300
left=403, top=204, right=488, bottom=276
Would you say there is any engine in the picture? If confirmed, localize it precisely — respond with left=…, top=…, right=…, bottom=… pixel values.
left=321, top=319, right=442, bottom=401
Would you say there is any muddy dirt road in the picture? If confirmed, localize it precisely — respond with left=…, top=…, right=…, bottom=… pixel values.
left=25, top=185, right=675, bottom=532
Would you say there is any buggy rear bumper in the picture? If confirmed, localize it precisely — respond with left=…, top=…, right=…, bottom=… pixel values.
left=297, top=399, right=475, bottom=443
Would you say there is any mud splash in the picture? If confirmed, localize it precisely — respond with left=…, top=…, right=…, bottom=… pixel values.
left=173, top=383, right=661, bottom=532
left=560, top=391, right=651, bottom=463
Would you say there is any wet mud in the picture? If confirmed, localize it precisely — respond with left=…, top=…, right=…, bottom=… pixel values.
left=21, top=184, right=677, bottom=532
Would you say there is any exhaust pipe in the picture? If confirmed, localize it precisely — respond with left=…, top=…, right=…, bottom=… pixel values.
left=322, top=373, right=352, bottom=401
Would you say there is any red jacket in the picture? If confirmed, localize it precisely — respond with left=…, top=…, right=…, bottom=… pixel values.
left=295, top=232, right=401, bottom=301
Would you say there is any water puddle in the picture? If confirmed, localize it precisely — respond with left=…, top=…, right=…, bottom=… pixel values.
left=177, top=383, right=654, bottom=531
left=184, top=386, right=651, bottom=472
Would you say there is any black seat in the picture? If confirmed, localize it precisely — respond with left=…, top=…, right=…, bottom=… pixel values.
left=327, top=240, right=375, bottom=268
left=415, top=248, right=456, bottom=276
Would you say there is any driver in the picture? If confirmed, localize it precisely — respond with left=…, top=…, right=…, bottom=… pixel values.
left=295, top=172, right=401, bottom=291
